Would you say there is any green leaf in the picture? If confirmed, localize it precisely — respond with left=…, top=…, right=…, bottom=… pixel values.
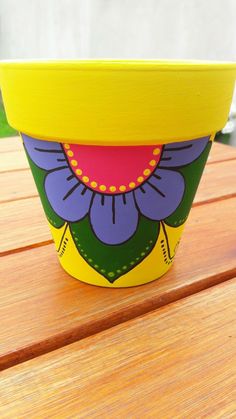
left=165, top=142, right=212, bottom=227
left=70, top=216, right=160, bottom=282
left=24, top=148, right=65, bottom=228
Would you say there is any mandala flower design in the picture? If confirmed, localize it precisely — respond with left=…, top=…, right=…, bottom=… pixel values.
left=23, top=134, right=209, bottom=245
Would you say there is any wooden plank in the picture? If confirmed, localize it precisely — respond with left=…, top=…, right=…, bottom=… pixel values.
left=0, top=136, right=22, bottom=153
left=194, top=158, right=236, bottom=205
left=0, top=150, right=29, bottom=172
left=0, top=198, right=235, bottom=370
left=0, top=279, right=235, bottom=417
left=0, top=197, right=51, bottom=255
left=1, top=158, right=235, bottom=207
left=208, top=141, right=236, bottom=163
left=0, top=169, right=37, bottom=203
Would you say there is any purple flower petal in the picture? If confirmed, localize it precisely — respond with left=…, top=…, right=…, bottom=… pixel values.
left=134, top=168, right=184, bottom=220
left=90, top=193, right=138, bottom=245
left=159, top=136, right=209, bottom=167
left=22, top=134, right=67, bottom=170
left=45, top=168, right=92, bottom=221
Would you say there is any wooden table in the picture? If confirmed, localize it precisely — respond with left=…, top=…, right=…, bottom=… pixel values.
left=0, top=137, right=236, bottom=417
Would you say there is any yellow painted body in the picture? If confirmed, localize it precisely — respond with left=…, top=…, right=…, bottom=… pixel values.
left=50, top=221, right=185, bottom=288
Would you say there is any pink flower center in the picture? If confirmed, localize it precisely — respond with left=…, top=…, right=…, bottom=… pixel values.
left=63, top=143, right=163, bottom=194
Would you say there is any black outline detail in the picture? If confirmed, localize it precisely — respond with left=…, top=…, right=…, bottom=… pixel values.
left=147, top=180, right=165, bottom=198
left=59, top=234, right=70, bottom=257
left=81, top=186, right=87, bottom=196
left=43, top=164, right=95, bottom=225
left=159, top=138, right=210, bottom=170
left=89, top=192, right=141, bottom=247
left=152, top=173, right=162, bottom=180
left=56, top=223, right=69, bottom=253
left=34, top=147, right=64, bottom=153
left=112, top=195, right=115, bottom=224
left=62, top=182, right=81, bottom=201
left=88, top=192, right=95, bottom=212
left=161, top=221, right=174, bottom=260
left=165, top=144, right=193, bottom=152
left=47, top=165, right=68, bottom=174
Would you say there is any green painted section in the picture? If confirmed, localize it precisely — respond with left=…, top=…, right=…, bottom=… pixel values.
left=71, top=216, right=160, bottom=282
left=165, top=142, right=212, bottom=227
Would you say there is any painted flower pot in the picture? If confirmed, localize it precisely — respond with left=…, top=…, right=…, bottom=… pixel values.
left=0, top=60, right=235, bottom=287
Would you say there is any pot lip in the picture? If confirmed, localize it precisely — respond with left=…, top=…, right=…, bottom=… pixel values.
left=1, top=59, right=235, bottom=145
left=1, top=59, right=236, bottom=72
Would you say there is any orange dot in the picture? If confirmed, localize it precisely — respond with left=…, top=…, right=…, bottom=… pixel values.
left=76, top=168, right=82, bottom=176
left=137, top=176, right=144, bottom=183
left=99, top=185, right=107, bottom=191
left=90, top=181, right=98, bottom=188
left=64, top=144, right=70, bottom=149
left=143, top=169, right=151, bottom=176
left=109, top=186, right=116, bottom=192
left=67, top=150, right=74, bottom=157
left=153, top=148, right=160, bottom=155
left=82, top=176, right=89, bottom=183
left=71, top=159, right=78, bottom=167
left=129, top=182, right=136, bottom=189
left=119, top=185, right=126, bottom=192
left=149, top=159, right=156, bottom=167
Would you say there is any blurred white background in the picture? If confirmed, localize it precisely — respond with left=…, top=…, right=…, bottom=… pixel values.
left=0, top=0, right=236, bottom=143
left=0, top=0, right=236, bottom=61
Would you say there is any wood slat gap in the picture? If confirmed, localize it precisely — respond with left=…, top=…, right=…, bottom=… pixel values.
left=0, top=195, right=38, bottom=205
left=207, top=156, right=236, bottom=165
left=1, top=240, right=53, bottom=257
left=0, top=268, right=235, bottom=372
left=1, top=279, right=235, bottom=416
left=193, top=192, right=236, bottom=208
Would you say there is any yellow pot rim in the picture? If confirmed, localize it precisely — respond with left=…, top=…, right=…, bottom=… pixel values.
left=0, top=59, right=236, bottom=145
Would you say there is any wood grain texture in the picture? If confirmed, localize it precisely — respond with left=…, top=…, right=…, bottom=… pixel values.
left=194, top=159, right=236, bottom=205
left=0, top=197, right=50, bottom=255
left=0, top=169, right=37, bottom=203
left=0, top=150, right=29, bottom=173
left=207, top=141, right=236, bottom=163
left=0, top=279, right=235, bottom=418
left=0, top=198, right=235, bottom=370
left=0, top=136, right=22, bottom=153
